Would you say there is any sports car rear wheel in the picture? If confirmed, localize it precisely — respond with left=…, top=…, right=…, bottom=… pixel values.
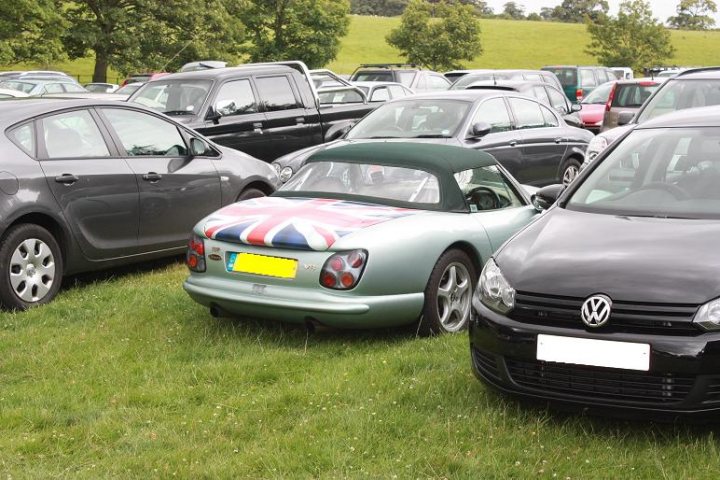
left=418, top=249, right=476, bottom=335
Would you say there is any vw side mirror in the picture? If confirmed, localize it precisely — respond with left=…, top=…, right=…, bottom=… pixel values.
left=617, top=111, right=635, bottom=126
left=571, top=103, right=582, bottom=112
left=531, top=184, right=564, bottom=211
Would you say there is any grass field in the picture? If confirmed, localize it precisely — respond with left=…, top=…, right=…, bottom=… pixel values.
left=4, top=16, right=720, bottom=80
left=2, top=260, right=720, bottom=478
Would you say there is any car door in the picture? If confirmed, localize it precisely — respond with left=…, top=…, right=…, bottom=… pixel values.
left=37, top=108, right=140, bottom=260
left=253, top=74, right=321, bottom=159
left=199, top=78, right=269, bottom=160
left=99, top=107, right=222, bottom=252
left=507, top=97, right=569, bottom=186
left=456, top=164, right=537, bottom=251
left=463, top=97, right=524, bottom=179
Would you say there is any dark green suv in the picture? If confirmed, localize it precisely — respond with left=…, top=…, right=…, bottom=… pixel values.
left=541, top=65, right=616, bottom=103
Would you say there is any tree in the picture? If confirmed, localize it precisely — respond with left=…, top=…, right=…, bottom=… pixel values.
left=350, top=0, right=407, bottom=16
left=243, top=0, right=351, bottom=69
left=553, top=0, right=609, bottom=22
left=60, top=0, right=245, bottom=82
left=668, top=0, right=717, bottom=29
left=586, top=0, right=675, bottom=71
left=0, top=0, right=66, bottom=66
left=501, top=1, right=525, bottom=19
left=527, top=12, right=542, bottom=21
left=386, top=0, right=482, bottom=71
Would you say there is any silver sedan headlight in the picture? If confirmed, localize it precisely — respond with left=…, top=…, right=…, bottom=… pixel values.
left=476, top=258, right=515, bottom=314
left=279, top=166, right=293, bottom=183
left=693, top=298, right=720, bottom=331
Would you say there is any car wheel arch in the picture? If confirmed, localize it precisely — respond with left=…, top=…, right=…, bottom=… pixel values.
left=3, top=212, right=70, bottom=268
left=235, top=180, right=274, bottom=202
left=441, top=241, right=483, bottom=280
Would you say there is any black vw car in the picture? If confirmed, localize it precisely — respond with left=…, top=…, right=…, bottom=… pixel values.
left=273, top=91, right=594, bottom=187
left=470, top=106, right=720, bottom=417
left=0, top=99, right=277, bottom=309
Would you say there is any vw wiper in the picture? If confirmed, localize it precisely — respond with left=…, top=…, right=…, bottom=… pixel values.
left=412, top=134, right=452, bottom=138
left=163, top=110, right=195, bottom=115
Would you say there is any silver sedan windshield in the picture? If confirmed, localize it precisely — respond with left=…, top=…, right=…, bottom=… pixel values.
left=346, top=99, right=471, bottom=139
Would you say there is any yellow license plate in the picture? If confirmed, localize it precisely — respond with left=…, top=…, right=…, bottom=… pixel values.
left=228, top=252, right=298, bottom=279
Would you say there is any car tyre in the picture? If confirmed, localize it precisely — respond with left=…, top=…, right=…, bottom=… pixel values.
left=0, top=224, right=63, bottom=310
left=561, top=158, right=582, bottom=186
left=237, top=188, right=266, bottom=201
left=418, top=249, right=476, bottom=336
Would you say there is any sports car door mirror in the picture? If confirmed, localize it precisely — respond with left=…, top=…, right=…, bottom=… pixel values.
left=469, top=122, right=492, bottom=139
left=531, top=184, right=564, bottom=212
left=571, top=103, right=582, bottom=112
left=190, top=137, right=209, bottom=157
left=617, top=111, right=635, bottom=126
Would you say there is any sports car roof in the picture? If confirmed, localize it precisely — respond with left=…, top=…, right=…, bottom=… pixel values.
left=296, top=142, right=498, bottom=213
left=307, top=142, right=496, bottom=172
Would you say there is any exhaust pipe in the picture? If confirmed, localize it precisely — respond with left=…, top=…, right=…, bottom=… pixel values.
left=209, top=305, right=222, bottom=318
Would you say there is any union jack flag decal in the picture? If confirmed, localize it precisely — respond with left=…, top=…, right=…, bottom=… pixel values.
left=203, top=197, right=420, bottom=251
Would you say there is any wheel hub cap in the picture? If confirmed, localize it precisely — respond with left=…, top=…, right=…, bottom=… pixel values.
left=9, top=238, right=55, bottom=303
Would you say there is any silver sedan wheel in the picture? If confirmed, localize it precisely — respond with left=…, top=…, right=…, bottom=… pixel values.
left=562, top=164, right=579, bottom=185
left=9, top=238, right=56, bottom=303
left=436, top=261, right=472, bottom=332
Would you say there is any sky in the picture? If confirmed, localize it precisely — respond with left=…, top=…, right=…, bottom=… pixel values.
left=484, top=0, right=720, bottom=25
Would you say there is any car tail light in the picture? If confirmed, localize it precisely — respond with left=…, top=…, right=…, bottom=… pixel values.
left=575, top=88, right=584, bottom=102
left=605, top=84, right=617, bottom=112
left=186, top=234, right=206, bottom=272
left=319, top=250, right=367, bottom=290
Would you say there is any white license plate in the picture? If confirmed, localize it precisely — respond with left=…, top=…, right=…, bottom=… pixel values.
left=536, top=334, right=650, bottom=371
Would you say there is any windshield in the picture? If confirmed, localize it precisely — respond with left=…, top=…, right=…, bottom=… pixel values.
left=636, top=79, right=720, bottom=123
left=543, top=68, right=577, bottom=87
left=346, top=99, right=470, bottom=139
left=130, top=80, right=212, bottom=114
left=281, top=161, right=440, bottom=205
left=0, top=81, right=36, bottom=93
left=582, top=81, right=614, bottom=104
left=353, top=71, right=393, bottom=82
left=567, top=127, right=720, bottom=219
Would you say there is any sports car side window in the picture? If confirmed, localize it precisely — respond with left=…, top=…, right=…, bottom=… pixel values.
left=455, top=166, right=523, bottom=212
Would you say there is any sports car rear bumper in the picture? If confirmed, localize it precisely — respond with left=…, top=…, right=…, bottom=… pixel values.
left=184, top=275, right=424, bottom=328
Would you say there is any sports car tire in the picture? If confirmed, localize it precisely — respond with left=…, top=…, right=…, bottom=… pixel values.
left=0, top=224, right=63, bottom=310
left=237, top=188, right=266, bottom=201
left=418, top=249, right=476, bottom=336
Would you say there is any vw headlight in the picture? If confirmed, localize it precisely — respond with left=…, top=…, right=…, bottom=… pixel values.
left=693, top=298, right=720, bottom=331
left=476, top=258, right=515, bottom=314
left=585, top=135, right=608, bottom=161
left=279, top=166, right=293, bottom=183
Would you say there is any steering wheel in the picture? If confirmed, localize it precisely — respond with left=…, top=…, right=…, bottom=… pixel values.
left=635, top=182, right=689, bottom=200
left=465, top=186, right=502, bottom=211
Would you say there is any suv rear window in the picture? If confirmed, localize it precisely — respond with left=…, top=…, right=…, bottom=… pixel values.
left=612, top=83, right=658, bottom=108
left=543, top=68, right=577, bottom=86
left=353, top=71, right=394, bottom=82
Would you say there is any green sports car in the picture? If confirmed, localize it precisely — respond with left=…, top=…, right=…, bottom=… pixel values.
left=184, top=143, right=539, bottom=334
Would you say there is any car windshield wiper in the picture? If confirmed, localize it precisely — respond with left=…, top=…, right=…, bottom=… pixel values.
left=412, top=134, right=452, bottom=138
left=163, top=110, right=195, bottom=115
left=363, top=135, right=405, bottom=139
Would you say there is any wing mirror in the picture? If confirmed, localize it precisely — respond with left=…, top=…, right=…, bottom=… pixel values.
left=531, top=184, right=564, bottom=212
left=571, top=103, right=582, bottom=112
left=469, top=122, right=492, bottom=139
left=190, top=137, right=209, bottom=157
left=617, top=111, right=635, bottom=126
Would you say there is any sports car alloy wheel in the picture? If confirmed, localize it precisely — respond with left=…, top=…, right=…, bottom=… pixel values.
left=436, top=262, right=472, bottom=332
left=9, top=238, right=56, bottom=303
left=419, top=249, right=477, bottom=335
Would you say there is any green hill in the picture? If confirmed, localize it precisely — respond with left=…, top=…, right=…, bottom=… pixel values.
left=3, top=15, right=720, bottom=79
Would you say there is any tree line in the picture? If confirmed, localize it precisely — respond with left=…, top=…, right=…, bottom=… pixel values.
left=0, top=0, right=351, bottom=82
left=354, top=0, right=718, bottom=30
left=388, top=0, right=676, bottom=73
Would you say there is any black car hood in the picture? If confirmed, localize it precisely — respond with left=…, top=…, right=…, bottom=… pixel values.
left=496, top=207, right=720, bottom=304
